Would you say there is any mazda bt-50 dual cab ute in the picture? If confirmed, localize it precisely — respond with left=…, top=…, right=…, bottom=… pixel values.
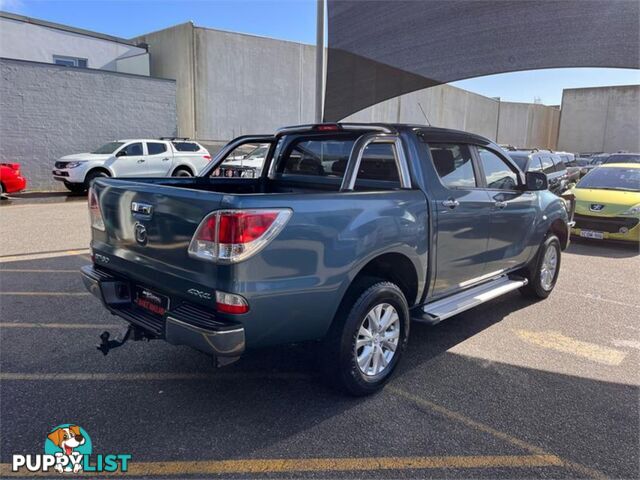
left=81, top=123, right=572, bottom=396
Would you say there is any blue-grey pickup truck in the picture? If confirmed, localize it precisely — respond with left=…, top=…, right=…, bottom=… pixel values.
left=82, top=123, right=572, bottom=395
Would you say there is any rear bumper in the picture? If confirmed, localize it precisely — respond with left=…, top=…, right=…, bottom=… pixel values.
left=80, top=264, right=245, bottom=359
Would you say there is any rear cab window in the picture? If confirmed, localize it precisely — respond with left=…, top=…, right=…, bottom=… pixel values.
left=272, top=133, right=404, bottom=190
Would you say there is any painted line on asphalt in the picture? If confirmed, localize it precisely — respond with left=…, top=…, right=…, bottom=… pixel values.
left=514, top=329, right=627, bottom=366
left=558, top=290, right=640, bottom=309
left=0, top=323, right=120, bottom=329
left=389, top=387, right=607, bottom=479
left=0, top=372, right=313, bottom=381
left=0, top=269, right=79, bottom=273
left=0, top=249, right=90, bottom=263
left=0, top=454, right=562, bottom=477
left=0, top=292, right=90, bottom=296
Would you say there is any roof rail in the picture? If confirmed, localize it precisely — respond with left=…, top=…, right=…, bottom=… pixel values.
left=160, top=137, right=191, bottom=141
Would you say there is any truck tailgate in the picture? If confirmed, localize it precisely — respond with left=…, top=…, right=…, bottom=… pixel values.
left=91, top=178, right=223, bottom=279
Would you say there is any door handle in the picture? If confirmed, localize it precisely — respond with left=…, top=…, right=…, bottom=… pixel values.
left=137, top=159, right=145, bottom=163
left=442, top=199, right=460, bottom=209
left=494, top=200, right=507, bottom=209
left=162, top=157, right=170, bottom=161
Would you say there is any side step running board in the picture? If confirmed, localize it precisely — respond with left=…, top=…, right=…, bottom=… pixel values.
left=412, top=275, right=527, bottom=325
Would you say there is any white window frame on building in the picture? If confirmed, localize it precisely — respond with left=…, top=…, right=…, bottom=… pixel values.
left=52, top=55, right=88, bottom=68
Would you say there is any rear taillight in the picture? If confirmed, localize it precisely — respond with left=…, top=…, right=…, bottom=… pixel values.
left=188, top=209, right=291, bottom=263
left=203, top=154, right=212, bottom=160
left=88, top=187, right=105, bottom=231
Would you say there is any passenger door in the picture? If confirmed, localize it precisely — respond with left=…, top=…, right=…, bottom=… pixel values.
left=475, top=146, right=538, bottom=273
left=112, top=142, right=146, bottom=177
left=428, top=143, right=493, bottom=297
left=145, top=141, right=172, bottom=176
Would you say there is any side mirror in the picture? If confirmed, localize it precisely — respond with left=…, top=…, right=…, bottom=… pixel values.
left=525, top=171, right=548, bottom=191
left=116, top=150, right=126, bottom=157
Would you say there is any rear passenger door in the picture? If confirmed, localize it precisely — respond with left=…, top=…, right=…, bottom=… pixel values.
left=427, top=143, right=493, bottom=297
left=145, top=142, right=172, bottom=176
left=475, top=146, right=538, bottom=272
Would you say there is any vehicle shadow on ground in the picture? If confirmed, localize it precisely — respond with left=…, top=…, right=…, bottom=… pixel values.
left=567, top=237, right=638, bottom=258
left=0, top=191, right=86, bottom=206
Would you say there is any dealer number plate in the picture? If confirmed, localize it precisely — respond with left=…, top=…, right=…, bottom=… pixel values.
left=134, top=286, right=170, bottom=315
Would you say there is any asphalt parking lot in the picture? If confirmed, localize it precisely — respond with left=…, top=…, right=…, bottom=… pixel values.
left=1, top=196, right=638, bottom=479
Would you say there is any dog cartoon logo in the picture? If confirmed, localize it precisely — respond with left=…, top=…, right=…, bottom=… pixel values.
left=44, top=424, right=92, bottom=473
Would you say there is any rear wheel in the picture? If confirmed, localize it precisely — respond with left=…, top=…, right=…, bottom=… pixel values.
left=172, top=167, right=193, bottom=177
left=519, top=234, right=561, bottom=299
left=63, top=181, right=86, bottom=194
left=84, top=170, right=109, bottom=190
left=321, top=279, right=409, bottom=396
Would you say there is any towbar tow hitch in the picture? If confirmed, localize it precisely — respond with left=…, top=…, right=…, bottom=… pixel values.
left=97, top=325, right=150, bottom=355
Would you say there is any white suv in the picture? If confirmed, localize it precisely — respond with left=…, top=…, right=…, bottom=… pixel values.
left=52, top=138, right=211, bottom=192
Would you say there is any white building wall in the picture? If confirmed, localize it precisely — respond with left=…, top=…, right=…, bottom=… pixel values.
left=0, top=16, right=147, bottom=73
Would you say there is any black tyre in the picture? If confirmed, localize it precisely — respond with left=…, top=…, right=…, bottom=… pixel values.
left=172, top=167, right=193, bottom=177
left=321, top=279, right=409, bottom=396
left=84, top=170, right=109, bottom=190
left=519, top=234, right=561, bottom=299
left=63, top=181, right=86, bottom=194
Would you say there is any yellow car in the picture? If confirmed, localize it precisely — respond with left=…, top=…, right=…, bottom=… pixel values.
left=571, top=163, right=640, bottom=243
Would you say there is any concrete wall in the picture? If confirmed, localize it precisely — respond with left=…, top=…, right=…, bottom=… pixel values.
left=0, top=58, right=176, bottom=191
left=343, top=84, right=559, bottom=149
left=558, top=85, right=640, bottom=153
left=0, top=15, right=148, bottom=75
left=497, top=102, right=560, bottom=149
left=135, top=24, right=316, bottom=142
left=135, top=22, right=195, bottom=138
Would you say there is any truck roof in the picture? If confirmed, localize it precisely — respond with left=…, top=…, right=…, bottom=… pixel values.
left=275, top=123, right=492, bottom=146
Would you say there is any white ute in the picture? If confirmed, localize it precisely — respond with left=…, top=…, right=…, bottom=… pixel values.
left=52, top=138, right=211, bottom=192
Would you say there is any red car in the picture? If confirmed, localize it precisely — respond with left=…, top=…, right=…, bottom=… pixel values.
left=0, top=162, right=27, bottom=195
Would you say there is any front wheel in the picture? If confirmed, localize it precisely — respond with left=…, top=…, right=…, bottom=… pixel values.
left=519, top=234, right=561, bottom=299
left=84, top=170, right=109, bottom=190
left=321, top=279, right=409, bottom=396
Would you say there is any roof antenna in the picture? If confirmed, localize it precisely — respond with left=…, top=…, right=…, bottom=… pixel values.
left=417, top=102, right=431, bottom=126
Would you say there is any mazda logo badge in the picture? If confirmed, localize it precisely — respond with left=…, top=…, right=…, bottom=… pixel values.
left=134, top=223, right=148, bottom=245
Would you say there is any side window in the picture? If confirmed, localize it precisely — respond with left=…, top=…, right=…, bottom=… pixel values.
left=147, top=142, right=167, bottom=155
left=122, top=143, right=143, bottom=156
left=211, top=142, right=271, bottom=178
left=355, top=143, right=400, bottom=187
left=429, top=143, right=477, bottom=189
left=552, top=155, right=566, bottom=172
left=477, top=147, right=518, bottom=190
left=540, top=155, right=555, bottom=174
left=528, top=156, right=543, bottom=171
left=172, top=142, right=200, bottom=152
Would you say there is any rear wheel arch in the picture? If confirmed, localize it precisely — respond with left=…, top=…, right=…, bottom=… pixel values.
left=328, top=252, right=420, bottom=336
left=172, top=165, right=194, bottom=177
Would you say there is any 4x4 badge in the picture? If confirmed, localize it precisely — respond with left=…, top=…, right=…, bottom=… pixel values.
left=590, top=204, right=605, bottom=212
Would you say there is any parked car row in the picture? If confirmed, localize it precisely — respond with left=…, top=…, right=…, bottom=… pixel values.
left=52, top=138, right=211, bottom=193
